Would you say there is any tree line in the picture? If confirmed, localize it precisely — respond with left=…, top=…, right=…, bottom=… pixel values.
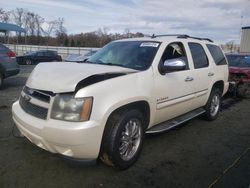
left=0, top=8, right=144, bottom=47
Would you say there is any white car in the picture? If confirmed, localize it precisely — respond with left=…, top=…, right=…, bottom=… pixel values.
left=12, top=35, right=229, bottom=169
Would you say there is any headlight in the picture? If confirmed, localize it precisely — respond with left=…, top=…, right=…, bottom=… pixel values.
left=51, top=94, right=93, bottom=122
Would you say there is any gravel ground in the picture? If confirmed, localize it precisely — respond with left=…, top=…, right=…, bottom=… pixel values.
left=0, top=65, right=249, bottom=188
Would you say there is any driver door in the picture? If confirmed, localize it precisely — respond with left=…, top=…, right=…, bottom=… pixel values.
left=154, top=42, right=197, bottom=124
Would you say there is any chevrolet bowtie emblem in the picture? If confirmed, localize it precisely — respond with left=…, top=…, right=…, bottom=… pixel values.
left=23, top=94, right=31, bottom=102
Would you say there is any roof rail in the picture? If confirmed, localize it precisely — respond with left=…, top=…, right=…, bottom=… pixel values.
left=177, top=35, right=214, bottom=43
left=147, top=34, right=213, bottom=43
left=150, top=34, right=187, bottom=38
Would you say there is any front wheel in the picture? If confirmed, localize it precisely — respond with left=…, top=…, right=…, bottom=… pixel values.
left=100, top=109, right=145, bottom=170
left=202, top=88, right=222, bottom=121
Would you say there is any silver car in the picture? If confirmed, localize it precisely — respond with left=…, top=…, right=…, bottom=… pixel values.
left=0, top=44, right=20, bottom=88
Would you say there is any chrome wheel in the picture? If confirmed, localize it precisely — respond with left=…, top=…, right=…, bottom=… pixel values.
left=26, top=59, right=32, bottom=65
left=210, top=94, right=220, bottom=117
left=119, top=118, right=142, bottom=161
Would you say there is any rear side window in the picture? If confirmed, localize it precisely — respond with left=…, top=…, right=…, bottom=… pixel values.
left=47, top=51, right=57, bottom=56
left=188, top=43, right=209, bottom=69
left=206, top=44, right=227, bottom=65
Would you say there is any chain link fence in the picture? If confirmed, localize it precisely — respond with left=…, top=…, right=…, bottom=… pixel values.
left=5, top=44, right=100, bottom=59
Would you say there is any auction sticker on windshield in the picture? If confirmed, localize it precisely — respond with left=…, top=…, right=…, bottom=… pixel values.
left=140, top=42, right=159, bottom=48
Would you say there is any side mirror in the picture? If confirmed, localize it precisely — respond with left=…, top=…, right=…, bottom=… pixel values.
left=159, top=58, right=186, bottom=74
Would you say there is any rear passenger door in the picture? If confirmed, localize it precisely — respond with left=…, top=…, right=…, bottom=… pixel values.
left=187, top=42, right=211, bottom=107
left=35, top=51, right=46, bottom=63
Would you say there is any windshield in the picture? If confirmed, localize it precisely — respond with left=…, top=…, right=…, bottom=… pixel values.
left=87, top=41, right=160, bottom=70
left=227, top=55, right=250, bottom=68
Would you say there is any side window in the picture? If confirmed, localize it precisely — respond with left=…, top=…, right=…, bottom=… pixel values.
left=36, top=52, right=43, bottom=56
left=188, top=43, right=209, bottom=69
left=206, top=44, right=227, bottom=65
left=161, top=42, right=188, bottom=70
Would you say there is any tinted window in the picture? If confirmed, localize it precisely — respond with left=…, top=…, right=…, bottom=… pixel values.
left=207, top=44, right=227, bottom=65
left=188, top=43, right=209, bottom=69
left=47, top=51, right=57, bottom=56
left=36, top=52, right=44, bottom=56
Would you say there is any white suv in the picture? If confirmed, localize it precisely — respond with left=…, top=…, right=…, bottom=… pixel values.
left=12, top=35, right=229, bottom=169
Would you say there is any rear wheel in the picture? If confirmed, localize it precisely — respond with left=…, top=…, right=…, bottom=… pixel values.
left=203, top=88, right=222, bottom=121
left=237, top=83, right=250, bottom=99
left=25, top=59, right=32, bottom=65
left=100, top=109, right=145, bottom=170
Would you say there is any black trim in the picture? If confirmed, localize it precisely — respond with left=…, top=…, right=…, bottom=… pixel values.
left=242, top=26, right=250, bottom=30
left=75, top=73, right=127, bottom=91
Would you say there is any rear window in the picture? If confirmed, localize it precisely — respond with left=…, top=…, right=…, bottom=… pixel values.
left=188, top=43, right=209, bottom=69
left=206, top=44, right=227, bottom=65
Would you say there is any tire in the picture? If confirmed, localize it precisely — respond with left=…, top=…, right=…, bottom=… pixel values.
left=100, top=109, right=146, bottom=170
left=237, top=83, right=250, bottom=99
left=202, top=88, right=222, bottom=121
left=0, top=73, right=3, bottom=89
left=25, top=59, right=32, bottom=65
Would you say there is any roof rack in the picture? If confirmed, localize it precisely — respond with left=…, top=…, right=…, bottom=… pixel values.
left=150, top=34, right=186, bottom=38
left=148, top=34, right=213, bottom=43
left=177, top=35, right=214, bottom=43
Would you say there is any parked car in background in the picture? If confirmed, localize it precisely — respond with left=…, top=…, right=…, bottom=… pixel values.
left=226, top=54, right=250, bottom=98
left=16, top=50, right=62, bottom=65
left=65, top=50, right=98, bottom=63
left=0, top=44, right=20, bottom=88
left=64, top=54, right=80, bottom=62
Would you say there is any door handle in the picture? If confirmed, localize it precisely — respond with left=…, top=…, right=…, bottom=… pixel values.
left=185, top=76, right=194, bottom=82
left=208, top=72, right=214, bottom=77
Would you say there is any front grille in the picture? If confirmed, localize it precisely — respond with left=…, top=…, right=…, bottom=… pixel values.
left=23, top=86, right=54, bottom=103
left=19, top=95, right=48, bottom=120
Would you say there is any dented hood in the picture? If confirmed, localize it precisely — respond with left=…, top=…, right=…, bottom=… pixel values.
left=26, top=62, right=136, bottom=93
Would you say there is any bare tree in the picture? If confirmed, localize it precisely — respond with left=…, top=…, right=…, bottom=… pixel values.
left=55, top=18, right=67, bottom=46
left=34, top=14, right=44, bottom=37
left=42, top=20, right=58, bottom=45
left=0, top=8, right=11, bottom=23
left=55, top=18, right=66, bottom=36
left=23, top=12, right=35, bottom=35
left=12, top=8, right=25, bottom=27
left=124, top=28, right=131, bottom=38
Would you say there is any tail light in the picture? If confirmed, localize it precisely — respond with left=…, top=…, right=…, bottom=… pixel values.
left=6, top=51, right=16, bottom=58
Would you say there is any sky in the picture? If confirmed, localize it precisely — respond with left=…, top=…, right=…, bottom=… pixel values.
left=1, top=0, right=250, bottom=43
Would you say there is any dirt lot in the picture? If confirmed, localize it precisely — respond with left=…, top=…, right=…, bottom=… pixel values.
left=0, top=65, right=250, bottom=188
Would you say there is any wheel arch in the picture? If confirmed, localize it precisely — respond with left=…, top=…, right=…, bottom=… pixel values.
left=105, top=100, right=151, bottom=130
left=212, top=80, right=224, bottom=94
